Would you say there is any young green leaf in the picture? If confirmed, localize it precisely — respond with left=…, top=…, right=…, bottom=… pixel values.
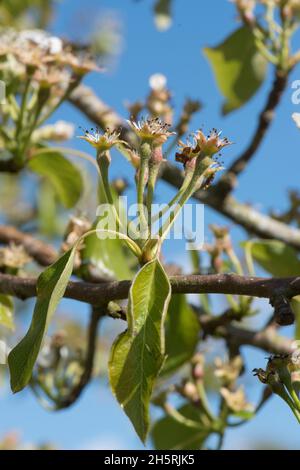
left=80, top=184, right=134, bottom=281
left=241, top=240, right=300, bottom=277
left=80, top=225, right=133, bottom=281
left=29, top=150, right=83, bottom=208
left=151, top=404, right=209, bottom=450
left=161, top=294, right=200, bottom=376
left=0, top=295, right=14, bottom=331
left=8, top=248, right=77, bottom=393
left=204, top=26, right=267, bottom=114
left=109, top=259, right=171, bottom=442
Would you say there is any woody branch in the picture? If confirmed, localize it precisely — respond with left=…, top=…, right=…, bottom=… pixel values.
left=67, top=85, right=300, bottom=250
left=0, top=271, right=299, bottom=304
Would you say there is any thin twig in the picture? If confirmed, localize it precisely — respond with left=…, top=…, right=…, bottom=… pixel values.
left=213, top=69, right=288, bottom=199
left=55, top=305, right=104, bottom=409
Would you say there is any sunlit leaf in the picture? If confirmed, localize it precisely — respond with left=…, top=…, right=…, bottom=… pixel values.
left=204, top=26, right=267, bottom=114
left=0, top=295, right=14, bottom=331
left=8, top=248, right=77, bottom=393
left=241, top=240, right=300, bottom=277
left=109, top=259, right=171, bottom=442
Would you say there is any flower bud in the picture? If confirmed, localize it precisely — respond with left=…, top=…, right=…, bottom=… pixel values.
left=191, top=353, right=205, bottom=381
left=182, top=381, right=199, bottom=402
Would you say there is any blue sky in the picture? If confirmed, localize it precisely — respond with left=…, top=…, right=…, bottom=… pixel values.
left=1, top=0, right=300, bottom=449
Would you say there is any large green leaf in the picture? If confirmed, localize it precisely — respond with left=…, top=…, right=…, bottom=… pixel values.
left=241, top=240, right=300, bottom=277
left=109, top=259, right=171, bottom=442
left=0, top=295, right=14, bottom=331
left=29, top=150, right=83, bottom=208
left=162, top=295, right=200, bottom=376
left=8, top=248, right=77, bottom=393
left=204, top=26, right=267, bottom=114
left=151, top=404, right=209, bottom=450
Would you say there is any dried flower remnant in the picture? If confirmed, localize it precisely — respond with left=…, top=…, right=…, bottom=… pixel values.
left=0, top=244, right=31, bottom=271
left=17, top=30, right=63, bottom=54
left=215, top=356, right=243, bottom=386
left=0, top=30, right=61, bottom=70
left=196, top=129, right=232, bottom=156
left=220, top=386, right=254, bottom=414
left=12, top=47, right=54, bottom=72
left=78, top=127, right=124, bottom=152
left=0, top=29, right=99, bottom=88
left=33, top=67, right=71, bottom=88
left=172, top=130, right=233, bottom=229
left=176, top=129, right=232, bottom=165
left=127, top=117, right=175, bottom=147
left=253, top=354, right=300, bottom=423
left=62, top=215, right=92, bottom=253
left=58, top=52, right=102, bottom=77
